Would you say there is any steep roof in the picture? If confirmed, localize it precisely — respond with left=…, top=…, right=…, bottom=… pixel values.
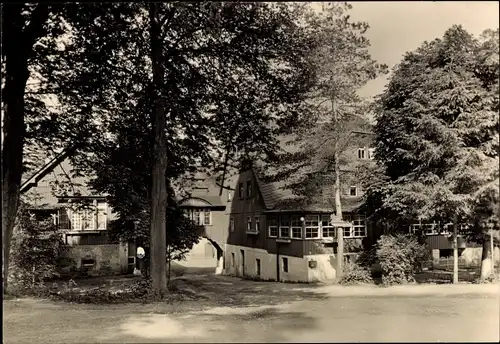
left=20, top=147, right=77, bottom=194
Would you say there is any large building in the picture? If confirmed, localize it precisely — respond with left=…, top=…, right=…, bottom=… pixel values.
left=221, top=142, right=376, bottom=283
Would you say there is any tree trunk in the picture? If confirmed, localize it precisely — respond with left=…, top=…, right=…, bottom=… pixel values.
left=480, top=233, right=493, bottom=279
left=2, top=3, right=49, bottom=294
left=149, top=2, right=168, bottom=297
left=332, top=97, right=343, bottom=281
left=452, top=219, right=458, bottom=284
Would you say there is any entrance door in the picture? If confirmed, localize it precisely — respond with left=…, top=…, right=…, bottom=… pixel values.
left=240, top=249, right=245, bottom=276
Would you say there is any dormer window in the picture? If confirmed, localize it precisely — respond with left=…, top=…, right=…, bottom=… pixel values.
left=238, top=183, right=244, bottom=199
left=350, top=186, right=358, bottom=196
left=358, top=148, right=365, bottom=159
left=246, top=181, right=252, bottom=197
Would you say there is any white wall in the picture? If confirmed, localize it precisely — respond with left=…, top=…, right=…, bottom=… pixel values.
left=224, top=244, right=334, bottom=283
left=305, top=254, right=337, bottom=282
left=177, top=238, right=218, bottom=268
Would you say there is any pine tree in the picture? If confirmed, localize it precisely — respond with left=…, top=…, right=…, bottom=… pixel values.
left=372, top=25, right=499, bottom=281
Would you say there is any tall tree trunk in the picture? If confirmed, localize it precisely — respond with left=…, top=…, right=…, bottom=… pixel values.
left=2, top=4, right=49, bottom=293
left=452, top=218, right=458, bottom=284
left=332, top=97, right=343, bottom=281
left=480, top=232, right=493, bottom=279
left=149, top=2, right=168, bottom=297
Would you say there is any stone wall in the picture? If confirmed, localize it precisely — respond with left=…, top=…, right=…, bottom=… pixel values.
left=60, top=243, right=128, bottom=275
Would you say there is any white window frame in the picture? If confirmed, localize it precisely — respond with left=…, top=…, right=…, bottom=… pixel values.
left=70, top=207, right=95, bottom=231
left=230, top=218, right=235, bottom=232
left=410, top=222, right=438, bottom=236
left=358, top=148, right=366, bottom=160
left=305, top=215, right=320, bottom=239
left=291, top=215, right=302, bottom=239
left=204, top=209, right=212, bottom=226
left=352, top=215, right=367, bottom=237
left=279, top=215, right=290, bottom=238
left=321, top=215, right=335, bottom=238
left=268, top=217, right=278, bottom=238
left=368, top=148, right=375, bottom=160
left=96, top=201, right=107, bottom=230
left=247, top=216, right=252, bottom=231
left=344, top=214, right=367, bottom=238
left=255, top=216, right=260, bottom=233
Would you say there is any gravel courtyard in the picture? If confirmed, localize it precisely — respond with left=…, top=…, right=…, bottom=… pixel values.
left=3, top=273, right=499, bottom=343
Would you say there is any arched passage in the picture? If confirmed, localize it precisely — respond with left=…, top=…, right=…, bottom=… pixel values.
left=205, top=237, right=224, bottom=274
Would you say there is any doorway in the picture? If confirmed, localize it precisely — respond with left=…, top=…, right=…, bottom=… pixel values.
left=240, top=249, right=245, bottom=276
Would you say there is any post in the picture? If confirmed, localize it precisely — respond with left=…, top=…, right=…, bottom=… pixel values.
left=452, top=217, right=458, bottom=284
left=337, top=226, right=344, bottom=281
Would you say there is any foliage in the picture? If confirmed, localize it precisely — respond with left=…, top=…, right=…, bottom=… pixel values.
left=9, top=205, right=67, bottom=289
left=370, top=25, right=499, bottom=234
left=356, top=246, right=377, bottom=268
left=263, top=2, right=387, bottom=210
left=338, top=261, right=374, bottom=285
left=108, top=183, right=200, bottom=264
left=376, top=234, right=429, bottom=286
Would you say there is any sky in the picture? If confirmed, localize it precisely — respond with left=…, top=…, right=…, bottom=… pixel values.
left=330, top=1, right=500, bottom=99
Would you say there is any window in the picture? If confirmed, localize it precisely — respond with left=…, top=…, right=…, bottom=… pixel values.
left=228, top=191, right=232, bottom=202
left=230, top=217, right=235, bottom=232
left=193, top=210, right=202, bottom=225
left=305, top=215, right=319, bottom=238
left=231, top=253, right=235, bottom=267
left=238, top=182, right=244, bottom=198
left=410, top=222, right=438, bottom=235
left=97, top=202, right=107, bottom=229
left=247, top=217, right=252, bottom=231
left=81, top=258, right=95, bottom=267
left=255, top=216, right=260, bottom=233
left=282, top=257, right=288, bottom=273
left=350, top=186, right=358, bottom=197
left=358, top=148, right=366, bottom=159
left=279, top=215, right=290, bottom=238
left=70, top=207, right=95, bottom=231
left=321, top=215, right=335, bottom=238
left=291, top=216, right=302, bottom=239
left=352, top=215, right=367, bottom=237
left=246, top=181, right=252, bottom=197
left=204, top=209, right=212, bottom=225
left=344, top=214, right=367, bottom=237
left=368, top=148, right=375, bottom=160
left=268, top=216, right=278, bottom=237
left=256, top=259, right=261, bottom=276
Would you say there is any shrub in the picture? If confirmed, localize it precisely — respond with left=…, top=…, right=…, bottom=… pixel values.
left=9, top=207, right=67, bottom=290
left=376, top=233, right=429, bottom=286
left=356, top=247, right=377, bottom=268
left=339, top=261, right=374, bottom=285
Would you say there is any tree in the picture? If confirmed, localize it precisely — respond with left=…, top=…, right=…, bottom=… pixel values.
left=263, top=3, right=387, bottom=278
left=2, top=3, right=59, bottom=292
left=46, top=3, right=316, bottom=294
left=371, top=25, right=499, bottom=282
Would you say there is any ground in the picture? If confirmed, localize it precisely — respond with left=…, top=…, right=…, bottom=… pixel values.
left=3, top=268, right=500, bottom=343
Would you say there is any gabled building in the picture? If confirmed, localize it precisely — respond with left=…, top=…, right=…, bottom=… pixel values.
left=222, top=141, right=376, bottom=283
left=20, top=150, right=131, bottom=275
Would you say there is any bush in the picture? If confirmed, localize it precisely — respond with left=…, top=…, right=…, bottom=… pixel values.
left=356, top=247, right=377, bottom=268
left=9, top=207, right=67, bottom=290
left=339, top=261, right=374, bottom=285
left=376, top=233, right=429, bottom=286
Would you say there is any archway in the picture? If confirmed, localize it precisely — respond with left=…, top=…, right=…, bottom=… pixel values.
left=205, top=237, right=224, bottom=275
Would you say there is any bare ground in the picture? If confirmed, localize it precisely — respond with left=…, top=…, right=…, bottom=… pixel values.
left=3, top=271, right=499, bottom=343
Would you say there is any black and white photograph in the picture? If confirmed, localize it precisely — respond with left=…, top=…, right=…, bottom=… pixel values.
left=2, top=1, right=499, bottom=343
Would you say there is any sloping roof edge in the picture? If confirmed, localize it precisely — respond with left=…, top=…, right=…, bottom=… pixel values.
left=20, top=147, right=77, bottom=194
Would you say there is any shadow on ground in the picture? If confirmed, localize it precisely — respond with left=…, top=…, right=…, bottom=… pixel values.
left=108, top=306, right=318, bottom=343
